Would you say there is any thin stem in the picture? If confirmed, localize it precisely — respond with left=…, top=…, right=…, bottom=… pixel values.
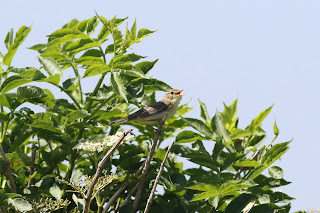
left=69, top=60, right=83, bottom=105
left=0, top=146, right=16, bottom=193
left=144, top=140, right=175, bottom=213
left=133, top=115, right=166, bottom=212
left=28, top=146, right=36, bottom=187
left=83, top=128, right=133, bottom=213
left=102, top=183, right=130, bottom=213
left=84, top=73, right=107, bottom=112
left=99, top=46, right=107, bottom=63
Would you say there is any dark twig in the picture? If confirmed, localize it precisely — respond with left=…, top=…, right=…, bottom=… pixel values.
left=83, top=128, right=134, bottom=213
left=133, top=115, right=166, bottom=212
left=144, top=140, right=175, bottom=213
left=28, top=146, right=36, bottom=187
left=0, top=146, right=16, bottom=193
left=234, top=150, right=260, bottom=179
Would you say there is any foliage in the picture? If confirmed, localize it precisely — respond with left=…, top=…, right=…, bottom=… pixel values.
left=0, top=14, right=293, bottom=213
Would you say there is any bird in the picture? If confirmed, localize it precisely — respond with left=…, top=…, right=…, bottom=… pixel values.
left=110, top=89, right=185, bottom=125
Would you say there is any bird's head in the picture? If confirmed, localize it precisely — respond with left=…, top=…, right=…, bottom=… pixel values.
left=164, top=89, right=185, bottom=103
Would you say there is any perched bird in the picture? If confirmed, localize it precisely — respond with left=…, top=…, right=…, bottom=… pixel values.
left=110, top=89, right=185, bottom=125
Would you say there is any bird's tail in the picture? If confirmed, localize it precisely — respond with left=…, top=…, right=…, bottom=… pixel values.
left=109, top=117, right=129, bottom=125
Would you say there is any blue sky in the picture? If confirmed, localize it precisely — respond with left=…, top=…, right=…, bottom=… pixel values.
left=1, top=1, right=319, bottom=211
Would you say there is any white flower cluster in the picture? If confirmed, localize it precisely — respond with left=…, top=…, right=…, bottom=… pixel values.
left=74, top=130, right=135, bottom=152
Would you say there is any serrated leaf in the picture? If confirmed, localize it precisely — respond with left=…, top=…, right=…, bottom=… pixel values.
left=246, top=164, right=268, bottom=181
left=273, top=120, right=279, bottom=136
left=234, top=159, right=262, bottom=167
left=65, top=39, right=100, bottom=53
left=186, top=183, right=218, bottom=192
left=75, top=56, right=104, bottom=66
left=5, top=29, right=13, bottom=50
left=182, top=117, right=214, bottom=138
left=65, top=110, right=90, bottom=123
left=86, top=16, right=99, bottom=34
left=111, top=73, right=128, bottom=102
left=247, top=105, right=273, bottom=132
left=191, top=191, right=220, bottom=201
left=268, top=166, right=283, bottom=179
left=83, top=64, right=110, bottom=78
left=38, top=56, right=62, bottom=83
left=199, top=99, right=211, bottom=124
left=135, top=59, right=158, bottom=75
left=31, top=122, right=61, bottom=133
left=175, top=130, right=204, bottom=143
left=136, top=28, right=156, bottom=42
left=113, top=54, right=145, bottom=65
left=219, top=180, right=257, bottom=196
left=7, top=198, right=32, bottom=212
left=0, top=76, right=32, bottom=95
left=212, top=110, right=232, bottom=142
left=131, top=78, right=171, bottom=91
left=28, top=43, right=46, bottom=51
left=17, top=85, right=47, bottom=99
left=230, top=128, right=253, bottom=140
left=261, top=141, right=291, bottom=166
left=112, top=64, right=145, bottom=78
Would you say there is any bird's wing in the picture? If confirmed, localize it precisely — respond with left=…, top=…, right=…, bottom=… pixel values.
left=127, top=101, right=171, bottom=120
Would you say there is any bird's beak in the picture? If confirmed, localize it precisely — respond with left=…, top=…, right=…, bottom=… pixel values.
left=178, top=89, right=186, bottom=96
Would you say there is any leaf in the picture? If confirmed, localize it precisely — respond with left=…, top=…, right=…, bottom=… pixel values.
left=246, top=165, right=268, bottom=181
left=212, top=110, right=232, bottom=142
left=64, top=110, right=90, bottom=124
left=5, top=28, right=13, bottom=50
left=198, top=99, right=211, bottom=124
left=234, top=159, right=262, bottom=167
left=7, top=198, right=32, bottom=212
left=175, top=130, right=204, bottom=143
left=268, top=166, right=283, bottom=179
left=219, top=180, right=257, bottom=197
left=136, top=28, right=156, bottom=42
left=110, top=73, right=128, bottom=102
left=191, top=191, right=220, bottom=201
left=135, top=59, right=158, bottom=75
left=83, top=64, right=110, bottom=78
left=130, top=78, right=171, bottom=91
left=113, top=54, right=145, bottom=65
left=50, top=183, right=62, bottom=200
left=3, top=25, right=32, bottom=66
left=181, top=117, right=214, bottom=138
left=225, top=193, right=257, bottom=213
left=81, top=49, right=104, bottom=57
left=230, top=128, right=253, bottom=140
left=17, top=85, right=47, bottom=99
left=247, top=105, right=273, bottom=131
left=261, top=141, right=291, bottom=166
left=273, top=120, right=279, bottom=136
left=28, top=43, right=47, bottom=51
left=86, top=16, right=99, bottom=34
left=0, top=76, right=32, bottom=95
left=31, top=122, right=61, bottom=133
left=38, top=56, right=62, bottom=83
left=75, top=56, right=104, bottom=66
left=186, top=153, right=218, bottom=172
left=64, top=39, right=100, bottom=53
left=186, top=183, right=218, bottom=191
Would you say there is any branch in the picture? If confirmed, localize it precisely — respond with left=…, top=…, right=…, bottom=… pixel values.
left=144, top=140, right=175, bottom=213
left=28, top=146, right=36, bottom=187
left=133, top=115, right=166, bottom=212
left=234, top=150, right=260, bottom=179
left=83, top=128, right=134, bottom=213
left=0, top=146, right=16, bottom=193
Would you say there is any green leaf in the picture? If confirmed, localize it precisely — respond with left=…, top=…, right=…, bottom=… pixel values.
left=130, top=78, right=171, bottom=91
left=225, top=193, right=257, bottom=213
left=261, top=141, right=291, bottom=166
left=186, top=183, right=218, bottom=191
left=175, top=130, right=204, bottom=143
left=230, top=128, right=253, bottom=140
left=49, top=183, right=62, bottom=200
left=135, top=59, right=158, bottom=75
left=64, top=110, right=90, bottom=124
left=186, top=153, right=218, bottom=172
left=208, top=196, right=220, bottom=209
left=86, top=16, right=99, bottom=34
left=7, top=198, right=32, bottom=212
left=258, top=194, right=271, bottom=204
left=219, top=180, right=257, bottom=196
left=198, top=99, right=211, bottom=124
left=182, top=117, right=214, bottom=138
left=38, top=56, right=62, bottom=83
left=212, top=110, right=232, bottom=142
left=17, top=85, right=47, bottom=101
left=83, top=64, right=110, bottom=78
left=0, top=113, right=9, bottom=122
left=64, top=39, right=100, bottom=53
left=247, top=105, right=273, bottom=131
left=3, top=26, right=32, bottom=66
left=246, top=165, right=268, bottom=181
left=113, top=54, right=145, bottom=65
left=111, top=73, right=128, bottom=102
left=5, top=28, right=13, bottom=50
left=81, top=49, right=104, bottom=57
left=191, top=191, right=220, bottom=201
left=75, top=56, right=104, bottom=66
left=273, top=120, right=279, bottom=136
left=136, top=28, right=156, bottom=42
left=234, top=159, right=262, bottom=167
left=0, top=76, right=32, bottom=95
left=28, top=43, right=47, bottom=51
left=112, top=64, right=145, bottom=78
left=31, top=122, right=61, bottom=133
left=62, top=77, right=78, bottom=91
left=268, top=166, right=283, bottom=179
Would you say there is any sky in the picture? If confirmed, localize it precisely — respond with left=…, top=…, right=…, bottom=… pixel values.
left=1, top=0, right=319, bottom=211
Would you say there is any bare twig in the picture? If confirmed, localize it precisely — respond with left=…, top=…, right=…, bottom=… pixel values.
left=115, top=197, right=121, bottom=211
left=28, top=146, right=36, bottom=187
left=83, top=128, right=134, bottom=213
left=122, top=181, right=139, bottom=207
left=144, top=140, right=175, bottom=213
left=0, top=146, right=16, bottom=193
left=133, top=115, right=166, bottom=212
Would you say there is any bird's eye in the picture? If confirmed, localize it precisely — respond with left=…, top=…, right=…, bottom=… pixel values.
left=171, top=92, right=174, bottom=95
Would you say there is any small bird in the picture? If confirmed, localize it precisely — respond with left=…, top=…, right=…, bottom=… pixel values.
left=110, top=89, right=185, bottom=125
